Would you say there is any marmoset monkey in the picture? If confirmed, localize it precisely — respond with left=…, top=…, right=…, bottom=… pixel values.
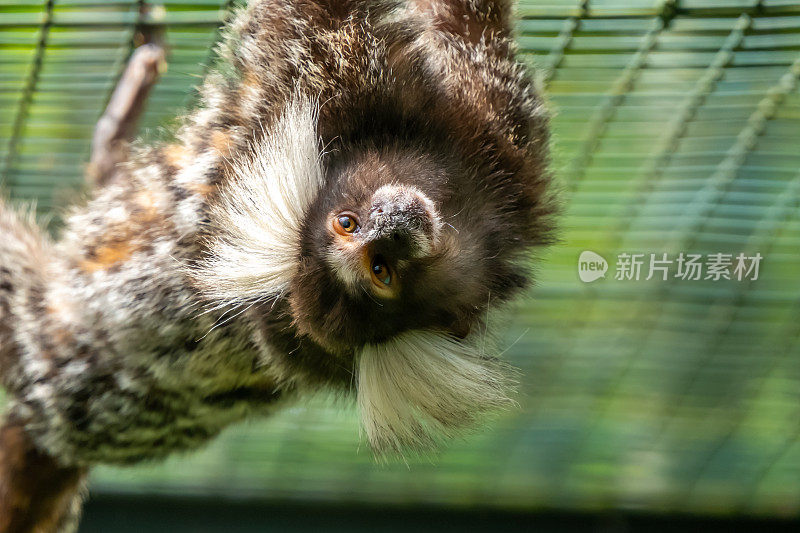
left=0, top=0, right=553, bottom=530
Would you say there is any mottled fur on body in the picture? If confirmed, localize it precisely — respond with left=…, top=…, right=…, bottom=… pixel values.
left=0, top=0, right=553, bottom=529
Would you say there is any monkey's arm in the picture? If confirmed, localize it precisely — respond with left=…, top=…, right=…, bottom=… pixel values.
left=409, top=0, right=513, bottom=47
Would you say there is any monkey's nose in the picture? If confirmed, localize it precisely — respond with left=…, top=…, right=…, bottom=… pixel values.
left=369, top=223, right=416, bottom=260
left=367, top=184, right=441, bottom=260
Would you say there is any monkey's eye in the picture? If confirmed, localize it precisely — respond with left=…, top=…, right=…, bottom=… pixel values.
left=370, top=257, right=392, bottom=286
left=332, top=213, right=360, bottom=235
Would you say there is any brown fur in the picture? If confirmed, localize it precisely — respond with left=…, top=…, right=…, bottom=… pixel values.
left=0, top=416, right=86, bottom=533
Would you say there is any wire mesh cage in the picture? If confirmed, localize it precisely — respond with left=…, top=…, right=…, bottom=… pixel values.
left=0, top=0, right=798, bottom=523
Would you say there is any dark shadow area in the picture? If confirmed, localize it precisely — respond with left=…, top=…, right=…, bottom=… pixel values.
left=80, top=495, right=800, bottom=532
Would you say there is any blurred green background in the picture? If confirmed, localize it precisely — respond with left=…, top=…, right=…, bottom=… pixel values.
left=1, top=0, right=799, bottom=529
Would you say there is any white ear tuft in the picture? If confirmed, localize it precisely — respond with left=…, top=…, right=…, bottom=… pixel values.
left=190, top=94, right=323, bottom=306
left=357, top=330, right=516, bottom=455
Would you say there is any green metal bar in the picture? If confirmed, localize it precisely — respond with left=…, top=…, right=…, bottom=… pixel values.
left=0, top=0, right=55, bottom=190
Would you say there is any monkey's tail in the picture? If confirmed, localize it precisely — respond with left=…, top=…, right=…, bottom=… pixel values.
left=0, top=204, right=87, bottom=532
left=0, top=413, right=87, bottom=533
left=0, top=200, right=51, bottom=383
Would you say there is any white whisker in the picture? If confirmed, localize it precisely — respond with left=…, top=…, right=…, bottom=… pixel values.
left=498, top=328, right=529, bottom=357
left=186, top=92, right=324, bottom=305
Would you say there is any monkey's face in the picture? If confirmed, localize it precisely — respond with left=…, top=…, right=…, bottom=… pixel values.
left=289, top=147, right=491, bottom=354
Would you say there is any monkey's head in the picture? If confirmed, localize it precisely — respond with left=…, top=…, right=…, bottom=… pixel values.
left=189, top=0, right=554, bottom=453
left=192, top=99, right=539, bottom=453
